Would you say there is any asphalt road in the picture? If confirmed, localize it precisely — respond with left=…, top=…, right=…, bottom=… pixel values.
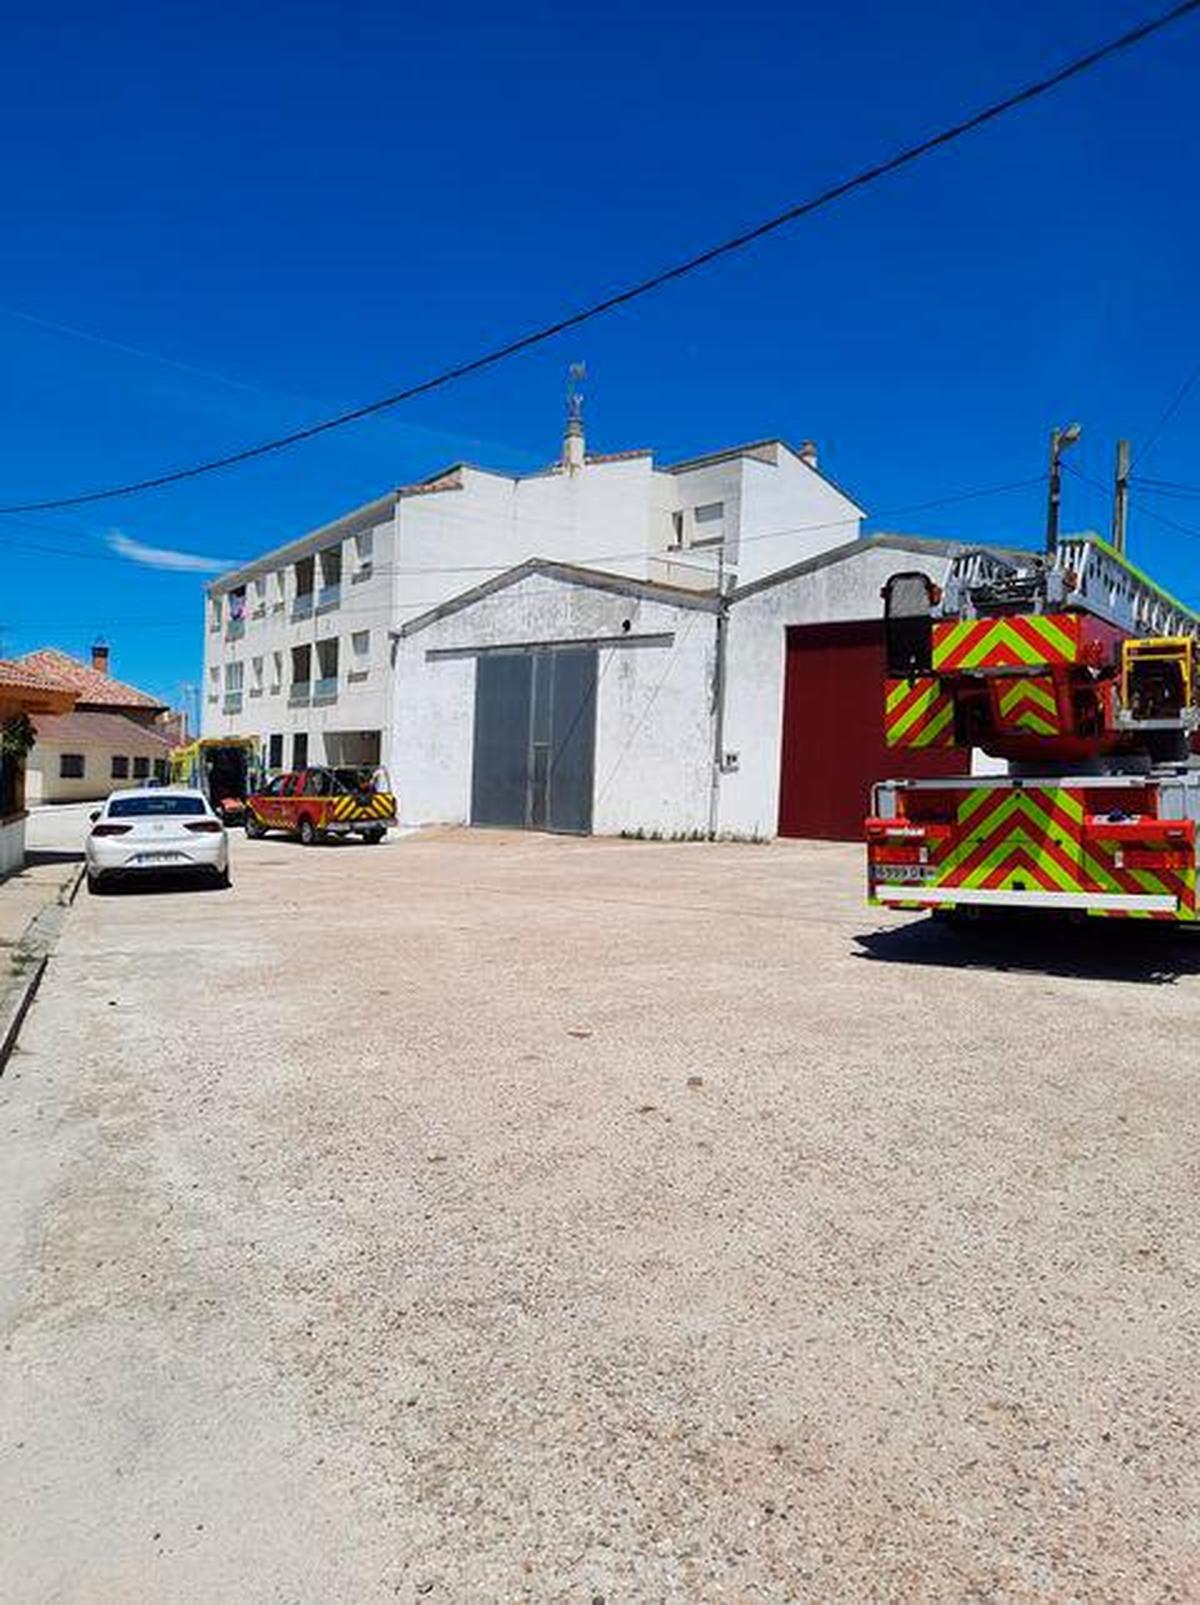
left=2, top=822, right=1199, bottom=1602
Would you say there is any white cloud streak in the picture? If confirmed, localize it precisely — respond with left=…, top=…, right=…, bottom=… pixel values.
left=107, top=530, right=238, bottom=573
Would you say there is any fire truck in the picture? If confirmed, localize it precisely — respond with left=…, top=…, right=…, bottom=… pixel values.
left=866, top=534, right=1200, bottom=922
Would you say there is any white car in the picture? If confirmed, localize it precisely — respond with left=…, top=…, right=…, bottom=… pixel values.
left=86, top=788, right=231, bottom=894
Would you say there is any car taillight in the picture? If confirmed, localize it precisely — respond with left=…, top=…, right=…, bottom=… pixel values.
left=184, top=820, right=223, bottom=834
left=91, top=823, right=132, bottom=836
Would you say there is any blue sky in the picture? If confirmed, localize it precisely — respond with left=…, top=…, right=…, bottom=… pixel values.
left=2, top=0, right=1199, bottom=705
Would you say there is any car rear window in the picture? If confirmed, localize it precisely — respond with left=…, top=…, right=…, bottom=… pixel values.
left=109, top=796, right=209, bottom=818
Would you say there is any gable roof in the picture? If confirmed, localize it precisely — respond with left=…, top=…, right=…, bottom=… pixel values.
left=394, top=558, right=721, bottom=640
left=32, top=710, right=174, bottom=750
left=17, top=649, right=167, bottom=712
left=0, top=657, right=78, bottom=715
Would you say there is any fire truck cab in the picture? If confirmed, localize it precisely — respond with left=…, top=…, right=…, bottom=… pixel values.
left=245, top=765, right=396, bottom=845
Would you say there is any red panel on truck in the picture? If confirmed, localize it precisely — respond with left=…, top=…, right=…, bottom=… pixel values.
left=778, top=622, right=970, bottom=841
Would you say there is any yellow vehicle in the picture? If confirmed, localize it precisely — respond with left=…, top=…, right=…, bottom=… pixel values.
left=169, top=736, right=260, bottom=825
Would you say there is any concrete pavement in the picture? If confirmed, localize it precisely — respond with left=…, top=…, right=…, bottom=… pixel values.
left=2, top=826, right=1199, bottom=1601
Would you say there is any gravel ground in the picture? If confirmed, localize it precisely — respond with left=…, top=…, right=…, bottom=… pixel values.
left=1, top=825, right=1198, bottom=1603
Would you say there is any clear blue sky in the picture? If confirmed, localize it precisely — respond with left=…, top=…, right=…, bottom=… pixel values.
left=2, top=0, right=1199, bottom=705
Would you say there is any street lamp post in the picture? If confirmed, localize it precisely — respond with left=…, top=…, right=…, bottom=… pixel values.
left=1045, top=422, right=1082, bottom=558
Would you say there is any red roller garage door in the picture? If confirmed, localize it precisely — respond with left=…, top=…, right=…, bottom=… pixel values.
left=777, top=621, right=968, bottom=840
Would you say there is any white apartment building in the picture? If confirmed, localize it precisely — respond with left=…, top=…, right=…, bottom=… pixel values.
left=202, top=424, right=865, bottom=775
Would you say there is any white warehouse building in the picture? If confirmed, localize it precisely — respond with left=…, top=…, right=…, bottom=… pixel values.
left=205, top=424, right=974, bottom=839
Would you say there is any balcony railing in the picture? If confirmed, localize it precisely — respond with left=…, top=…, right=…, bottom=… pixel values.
left=292, top=593, right=314, bottom=621
left=226, top=618, right=245, bottom=641
left=313, top=676, right=339, bottom=704
left=288, top=680, right=312, bottom=706
left=223, top=692, right=243, bottom=714
left=316, top=583, right=342, bottom=613
left=248, top=686, right=263, bottom=699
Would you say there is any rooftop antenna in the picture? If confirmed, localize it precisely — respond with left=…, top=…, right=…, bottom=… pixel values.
left=564, top=361, right=586, bottom=472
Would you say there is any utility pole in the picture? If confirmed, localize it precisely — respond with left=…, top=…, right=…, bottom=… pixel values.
left=707, top=542, right=729, bottom=841
left=1045, top=422, right=1082, bottom=558
left=1112, top=437, right=1130, bottom=555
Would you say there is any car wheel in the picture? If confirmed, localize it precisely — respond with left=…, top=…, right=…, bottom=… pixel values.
left=244, top=814, right=265, bottom=839
left=298, top=816, right=319, bottom=846
left=216, top=864, right=231, bottom=888
left=86, top=872, right=107, bottom=896
left=362, top=828, right=385, bottom=844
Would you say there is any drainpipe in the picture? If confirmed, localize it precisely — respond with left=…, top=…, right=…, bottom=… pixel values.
left=707, top=550, right=730, bottom=840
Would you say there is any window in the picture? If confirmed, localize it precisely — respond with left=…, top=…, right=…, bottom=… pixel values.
left=252, top=576, right=267, bottom=617
left=302, top=769, right=331, bottom=796
left=227, top=588, right=247, bottom=637
left=290, top=644, right=312, bottom=702
left=352, top=528, right=374, bottom=582
left=268, top=733, right=284, bottom=769
left=153, top=758, right=168, bottom=782
left=209, top=597, right=222, bottom=633
left=109, top=794, right=206, bottom=818
left=692, top=501, right=725, bottom=547
left=318, top=545, right=343, bottom=608
left=60, top=753, right=85, bottom=779
left=669, top=510, right=684, bottom=548
left=224, top=660, right=244, bottom=714
left=271, top=571, right=285, bottom=612
left=315, top=638, right=339, bottom=700
left=132, top=756, right=150, bottom=779
left=111, top=755, right=130, bottom=779
left=293, top=556, right=315, bottom=618
left=250, top=657, right=264, bottom=697
left=208, top=665, right=220, bottom=703
left=292, top=732, right=308, bottom=769
left=349, top=630, right=370, bottom=682
left=271, top=651, right=283, bottom=694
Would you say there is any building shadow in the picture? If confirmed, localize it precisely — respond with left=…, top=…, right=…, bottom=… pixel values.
left=854, top=914, right=1200, bottom=987
left=24, top=848, right=85, bottom=866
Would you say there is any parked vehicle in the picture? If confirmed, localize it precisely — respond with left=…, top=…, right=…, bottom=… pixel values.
left=86, top=788, right=230, bottom=894
left=867, top=538, right=1200, bottom=923
left=244, top=765, right=396, bottom=845
left=169, top=737, right=259, bottom=825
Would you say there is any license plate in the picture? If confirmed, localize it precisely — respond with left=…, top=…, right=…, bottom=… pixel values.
left=131, top=852, right=185, bottom=865
left=878, top=863, right=934, bottom=883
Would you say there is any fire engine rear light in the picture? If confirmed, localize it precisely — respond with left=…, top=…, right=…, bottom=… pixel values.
left=91, top=823, right=132, bottom=837
left=184, top=820, right=223, bottom=834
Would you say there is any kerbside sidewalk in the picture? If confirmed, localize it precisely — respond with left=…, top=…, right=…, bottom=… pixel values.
left=0, top=805, right=88, bottom=1070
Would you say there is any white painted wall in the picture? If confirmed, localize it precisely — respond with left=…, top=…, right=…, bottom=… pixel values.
left=204, top=439, right=865, bottom=776
left=393, top=573, right=715, bottom=837
left=0, top=815, right=24, bottom=878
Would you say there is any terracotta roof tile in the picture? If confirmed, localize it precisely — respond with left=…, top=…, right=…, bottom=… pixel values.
left=32, top=710, right=174, bottom=749
left=16, top=649, right=166, bottom=711
left=0, top=657, right=71, bottom=694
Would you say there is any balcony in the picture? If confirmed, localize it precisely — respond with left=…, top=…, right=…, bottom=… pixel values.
left=316, top=584, right=342, bottom=614
left=313, top=676, right=339, bottom=704
left=292, top=593, right=314, bottom=621
left=249, top=686, right=263, bottom=699
left=288, top=681, right=312, bottom=706
left=347, top=667, right=369, bottom=684
left=226, top=618, right=245, bottom=641
left=223, top=692, right=243, bottom=714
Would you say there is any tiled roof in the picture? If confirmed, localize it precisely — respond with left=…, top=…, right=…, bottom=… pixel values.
left=0, top=657, right=71, bottom=695
left=397, top=469, right=464, bottom=498
left=16, top=649, right=166, bottom=711
left=33, top=710, right=174, bottom=750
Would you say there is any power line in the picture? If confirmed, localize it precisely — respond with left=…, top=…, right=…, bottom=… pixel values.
left=1130, top=356, right=1200, bottom=469
left=3, top=2, right=1197, bottom=516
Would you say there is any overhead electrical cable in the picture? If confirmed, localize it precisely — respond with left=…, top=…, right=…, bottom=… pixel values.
left=2, top=0, right=1197, bottom=516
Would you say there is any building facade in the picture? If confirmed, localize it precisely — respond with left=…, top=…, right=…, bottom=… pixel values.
left=393, top=536, right=974, bottom=842
left=17, top=645, right=175, bottom=804
left=202, top=434, right=864, bottom=775
left=0, top=661, right=76, bottom=876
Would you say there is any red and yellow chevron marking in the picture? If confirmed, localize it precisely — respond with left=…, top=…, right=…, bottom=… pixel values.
left=932, top=613, right=1080, bottom=671
left=993, top=674, right=1062, bottom=737
left=919, top=785, right=1196, bottom=919
left=328, top=791, right=396, bottom=823
left=884, top=677, right=956, bottom=748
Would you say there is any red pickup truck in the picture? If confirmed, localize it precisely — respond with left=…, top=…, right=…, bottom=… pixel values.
left=244, top=765, right=396, bottom=845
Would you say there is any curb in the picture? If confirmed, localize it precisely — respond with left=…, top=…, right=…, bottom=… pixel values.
left=0, top=863, right=84, bottom=1077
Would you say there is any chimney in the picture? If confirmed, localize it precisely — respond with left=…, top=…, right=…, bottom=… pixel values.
left=798, top=440, right=819, bottom=469
left=92, top=639, right=110, bottom=675
left=563, top=361, right=586, bottom=474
